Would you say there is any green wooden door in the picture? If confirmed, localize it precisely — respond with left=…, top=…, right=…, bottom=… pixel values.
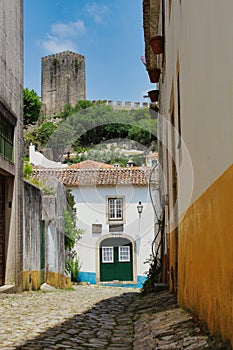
left=100, top=242, right=133, bottom=282
left=117, top=244, right=133, bottom=281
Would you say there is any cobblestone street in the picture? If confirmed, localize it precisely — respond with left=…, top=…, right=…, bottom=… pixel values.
left=0, top=286, right=229, bottom=350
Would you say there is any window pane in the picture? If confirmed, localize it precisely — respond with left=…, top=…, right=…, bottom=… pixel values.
left=108, top=198, right=123, bottom=221
left=109, top=199, right=115, bottom=219
left=0, top=115, right=14, bottom=161
left=102, top=247, right=114, bottom=263
left=116, top=199, right=122, bottom=218
left=119, top=246, right=130, bottom=262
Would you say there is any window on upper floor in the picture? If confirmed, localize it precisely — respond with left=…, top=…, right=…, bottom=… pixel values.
left=106, top=196, right=125, bottom=224
left=109, top=198, right=123, bottom=220
left=0, top=115, right=14, bottom=162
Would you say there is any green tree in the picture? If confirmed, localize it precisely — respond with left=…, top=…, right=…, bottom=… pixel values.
left=128, top=119, right=157, bottom=146
left=59, top=103, right=72, bottom=120
left=60, top=100, right=94, bottom=120
left=37, top=122, right=57, bottom=146
left=46, top=104, right=157, bottom=161
left=47, top=123, right=76, bottom=160
left=81, top=148, right=128, bottom=166
left=23, top=88, right=42, bottom=128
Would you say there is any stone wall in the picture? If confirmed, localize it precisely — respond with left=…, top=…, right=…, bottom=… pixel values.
left=92, top=100, right=149, bottom=110
left=0, top=0, right=23, bottom=118
left=23, top=179, right=71, bottom=290
left=41, top=51, right=86, bottom=116
left=0, top=0, right=24, bottom=291
left=23, top=181, right=42, bottom=290
left=42, top=177, right=71, bottom=288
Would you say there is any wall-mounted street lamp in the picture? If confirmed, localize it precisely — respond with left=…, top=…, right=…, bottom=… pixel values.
left=137, top=201, right=143, bottom=216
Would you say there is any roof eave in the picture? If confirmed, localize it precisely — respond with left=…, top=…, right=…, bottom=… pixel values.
left=143, top=0, right=161, bottom=69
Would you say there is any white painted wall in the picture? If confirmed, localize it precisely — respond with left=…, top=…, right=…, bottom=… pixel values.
left=72, top=184, right=160, bottom=278
left=29, top=144, right=67, bottom=168
left=160, top=0, right=233, bottom=208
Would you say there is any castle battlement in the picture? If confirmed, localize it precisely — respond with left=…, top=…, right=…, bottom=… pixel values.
left=41, top=51, right=85, bottom=62
left=91, top=100, right=149, bottom=110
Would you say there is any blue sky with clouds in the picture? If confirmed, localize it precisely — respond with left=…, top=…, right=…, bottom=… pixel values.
left=24, top=0, right=152, bottom=103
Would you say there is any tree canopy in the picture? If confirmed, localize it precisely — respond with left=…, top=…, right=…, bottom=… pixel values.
left=24, top=100, right=157, bottom=161
left=23, top=88, right=42, bottom=128
left=47, top=103, right=157, bottom=160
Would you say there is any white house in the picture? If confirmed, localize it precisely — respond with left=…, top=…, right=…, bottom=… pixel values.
left=69, top=163, right=159, bottom=288
left=32, top=161, right=160, bottom=288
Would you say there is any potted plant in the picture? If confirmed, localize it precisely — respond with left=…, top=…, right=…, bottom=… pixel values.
left=140, top=56, right=161, bottom=83
left=148, top=90, right=159, bottom=102
left=149, top=36, right=164, bottom=54
left=147, top=67, right=161, bottom=83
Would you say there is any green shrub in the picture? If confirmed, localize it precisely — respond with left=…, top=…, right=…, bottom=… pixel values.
left=63, top=210, right=83, bottom=282
left=65, top=254, right=81, bottom=282
left=23, top=161, right=33, bottom=179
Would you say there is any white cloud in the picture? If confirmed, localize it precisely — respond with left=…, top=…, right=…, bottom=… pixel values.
left=51, top=20, right=85, bottom=37
left=38, top=35, right=77, bottom=54
left=38, top=19, right=85, bottom=54
left=85, top=3, right=110, bottom=24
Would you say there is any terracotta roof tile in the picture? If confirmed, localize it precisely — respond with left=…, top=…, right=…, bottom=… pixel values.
left=68, top=160, right=112, bottom=169
left=32, top=167, right=158, bottom=187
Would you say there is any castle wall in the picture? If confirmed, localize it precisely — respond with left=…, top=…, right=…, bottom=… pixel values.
left=41, top=51, right=86, bottom=116
left=99, top=100, right=149, bottom=110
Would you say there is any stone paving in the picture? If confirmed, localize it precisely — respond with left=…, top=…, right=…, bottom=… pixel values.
left=0, top=285, right=230, bottom=349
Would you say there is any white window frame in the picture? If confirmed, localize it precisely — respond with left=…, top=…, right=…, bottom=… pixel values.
left=118, top=246, right=130, bottom=262
left=106, top=196, right=125, bottom=224
left=108, top=198, right=123, bottom=221
left=102, top=247, right=114, bottom=263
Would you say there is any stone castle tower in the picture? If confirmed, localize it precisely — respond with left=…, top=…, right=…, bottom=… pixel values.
left=41, top=51, right=86, bottom=116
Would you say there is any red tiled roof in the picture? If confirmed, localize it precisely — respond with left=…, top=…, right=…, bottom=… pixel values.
left=32, top=167, right=158, bottom=187
left=68, top=160, right=113, bottom=169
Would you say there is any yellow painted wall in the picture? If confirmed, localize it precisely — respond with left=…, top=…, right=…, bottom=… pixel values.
left=46, top=272, right=72, bottom=289
left=178, top=164, right=233, bottom=346
left=23, top=271, right=41, bottom=291
left=23, top=270, right=71, bottom=290
left=150, top=0, right=233, bottom=346
left=168, top=230, right=175, bottom=292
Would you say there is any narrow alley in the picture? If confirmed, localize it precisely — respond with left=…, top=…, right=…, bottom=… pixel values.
left=0, top=286, right=228, bottom=350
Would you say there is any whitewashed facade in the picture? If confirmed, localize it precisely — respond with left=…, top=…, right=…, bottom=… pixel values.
left=32, top=163, right=160, bottom=288
left=70, top=167, right=159, bottom=288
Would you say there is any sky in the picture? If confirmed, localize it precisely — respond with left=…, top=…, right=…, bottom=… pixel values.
left=24, top=0, right=153, bottom=103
